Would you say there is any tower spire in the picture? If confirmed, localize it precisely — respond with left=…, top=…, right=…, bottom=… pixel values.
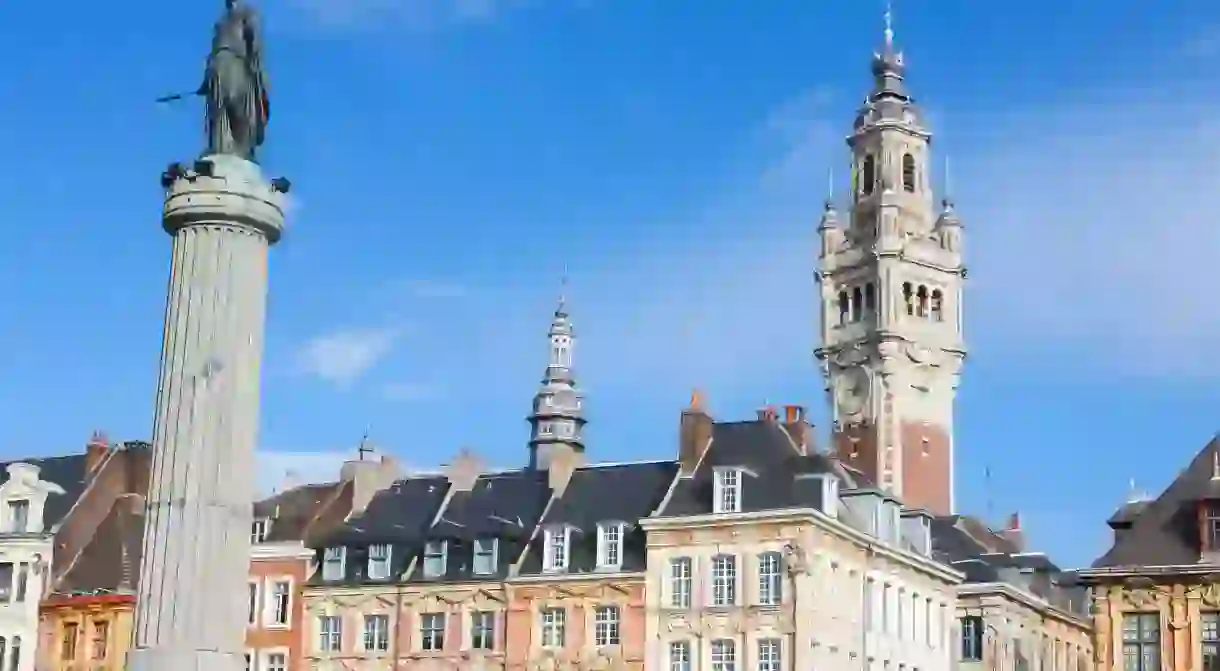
left=527, top=279, right=586, bottom=470
left=883, top=0, right=894, bottom=51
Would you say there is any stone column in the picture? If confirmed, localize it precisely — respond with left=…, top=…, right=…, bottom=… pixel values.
left=127, top=154, right=286, bottom=671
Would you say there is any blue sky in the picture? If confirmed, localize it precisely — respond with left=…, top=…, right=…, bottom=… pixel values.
left=0, top=0, right=1218, bottom=567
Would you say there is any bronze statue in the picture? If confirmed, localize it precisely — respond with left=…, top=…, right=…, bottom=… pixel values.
left=160, top=0, right=271, bottom=161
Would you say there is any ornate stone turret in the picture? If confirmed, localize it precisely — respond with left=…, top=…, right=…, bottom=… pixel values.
left=527, top=292, right=586, bottom=471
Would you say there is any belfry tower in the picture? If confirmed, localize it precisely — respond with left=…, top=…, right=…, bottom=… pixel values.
left=815, top=15, right=966, bottom=515
left=527, top=292, right=586, bottom=471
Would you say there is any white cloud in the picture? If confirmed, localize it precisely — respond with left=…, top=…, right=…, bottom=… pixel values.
left=294, top=327, right=400, bottom=387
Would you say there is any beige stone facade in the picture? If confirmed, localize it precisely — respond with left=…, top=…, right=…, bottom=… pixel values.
left=956, top=582, right=1093, bottom=671
left=642, top=510, right=960, bottom=671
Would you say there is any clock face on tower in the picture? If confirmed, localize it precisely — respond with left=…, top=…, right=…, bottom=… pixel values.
left=836, top=368, right=871, bottom=417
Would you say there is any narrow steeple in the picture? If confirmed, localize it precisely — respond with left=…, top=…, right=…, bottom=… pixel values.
left=527, top=280, right=586, bottom=470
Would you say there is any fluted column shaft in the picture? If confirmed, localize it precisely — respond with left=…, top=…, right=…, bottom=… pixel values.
left=128, top=156, right=285, bottom=671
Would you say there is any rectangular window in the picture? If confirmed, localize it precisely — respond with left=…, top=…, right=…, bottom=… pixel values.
left=541, top=608, right=566, bottom=648
left=757, top=552, right=783, bottom=605
left=669, top=640, right=691, bottom=671
left=363, top=614, right=389, bottom=652
left=270, top=580, right=290, bottom=626
left=473, top=538, right=498, bottom=575
left=1204, top=612, right=1220, bottom=671
left=367, top=544, right=392, bottom=580
left=422, top=541, right=447, bottom=578
left=544, top=528, right=568, bottom=572
left=712, top=554, right=736, bottom=606
left=1123, top=613, right=1160, bottom=671
left=61, top=624, right=78, bottom=661
left=471, top=611, right=495, bottom=650
left=265, top=652, right=286, bottom=671
left=711, top=639, right=736, bottom=671
left=1207, top=503, right=1220, bottom=551
left=597, top=523, right=624, bottom=569
left=10, top=636, right=19, bottom=671
left=8, top=501, right=28, bottom=533
left=713, top=470, right=741, bottom=513
left=250, top=518, right=270, bottom=544
left=14, top=564, right=27, bottom=603
left=594, top=606, right=620, bottom=646
left=420, top=613, right=445, bottom=651
left=318, top=615, right=342, bottom=652
left=757, top=638, right=781, bottom=671
left=0, top=564, right=12, bottom=602
left=245, top=652, right=251, bottom=671
left=91, top=621, right=109, bottom=660
left=670, top=557, right=692, bottom=608
left=247, top=582, right=260, bottom=625
left=961, top=615, right=984, bottom=661
left=321, top=547, right=346, bottom=581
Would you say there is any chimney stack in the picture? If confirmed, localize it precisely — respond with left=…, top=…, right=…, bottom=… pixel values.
left=679, top=390, right=714, bottom=475
left=998, top=512, right=1026, bottom=553
left=781, top=405, right=813, bottom=455
left=85, top=431, right=110, bottom=476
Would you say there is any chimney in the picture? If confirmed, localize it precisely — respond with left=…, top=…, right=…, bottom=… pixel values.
left=85, top=431, right=110, bottom=476
left=998, top=512, right=1026, bottom=552
left=781, top=405, right=813, bottom=456
left=342, top=455, right=402, bottom=517
left=756, top=405, right=779, bottom=422
left=445, top=448, right=485, bottom=493
left=547, top=447, right=583, bottom=495
left=679, top=390, right=714, bottom=475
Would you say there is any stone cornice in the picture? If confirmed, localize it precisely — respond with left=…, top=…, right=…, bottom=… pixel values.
left=957, top=582, right=1091, bottom=630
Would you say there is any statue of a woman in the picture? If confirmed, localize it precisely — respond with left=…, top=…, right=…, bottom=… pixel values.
left=200, top=0, right=270, bottom=160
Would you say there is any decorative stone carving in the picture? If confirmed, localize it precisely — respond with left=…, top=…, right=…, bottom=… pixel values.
left=1201, top=584, right=1220, bottom=608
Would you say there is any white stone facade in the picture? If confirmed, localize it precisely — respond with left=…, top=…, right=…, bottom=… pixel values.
left=0, top=462, right=65, bottom=671
left=956, top=583, right=1094, bottom=671
left=642, top=510, right=960, bottom=671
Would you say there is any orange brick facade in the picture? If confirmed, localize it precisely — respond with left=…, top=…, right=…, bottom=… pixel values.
left=246, top=543, right=314, bottom=671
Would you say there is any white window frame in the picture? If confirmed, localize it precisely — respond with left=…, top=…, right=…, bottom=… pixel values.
left=362, top=613, right=390, bottom=652
left=420, top=612, right=446, bottom=651
left=757, top=552, right=783, bottom=606
left=7, top=500, right=28, bottom=533
left=263, top=577, right=292, bottom=628
left=472, top=538, right=498, bottom=576
left=321, top=547, right=346, bottom=581
left=711, top=554, right=737, bottom=606
left=757, top=638, right=781, bottom=671
left=540, top=608, right=566, bottom=648
left=543, top=527, right=570, bottom=573
left=261, top=648, right=289, bottom=671
left=711, top=639, right=736, bottom=671
left=593, top=605, right=620, bottom=647
left=422, top=541, right=448, bottom=578
left=713, top=469, right=741, bottom=514
left=317, top=615, right=342, bottom=653
left=250, top=518, right=270, bottom=544
left=246, top=581, right=260, bottom=627
left=669, top=640, right=692, bottom=671
left=670, top=557, right=692, bottom=608
left=596, top=522, right=625, bottom=570
left=470, top=610, right=496, bottom=651
left=367, top=544, right=392, bottom=580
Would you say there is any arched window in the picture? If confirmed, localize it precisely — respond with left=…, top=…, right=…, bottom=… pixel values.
left=838, top=291, right=849, bottom=326
left=864, top=283, right=876, bottom=319
left=902, top=282, right=914, bottom=316
left=916, top=285, right=929, bottom=318
left=851, top=287, right=863, bottom=322
left=902, top=153, right=916, bottom=192
left=862, top=155, right=876, bottom=196
left=930, top=289, right=944, bottom=322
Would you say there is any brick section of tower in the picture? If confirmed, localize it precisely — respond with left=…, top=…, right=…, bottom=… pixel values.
left=899, top=421, right=951, bottom=515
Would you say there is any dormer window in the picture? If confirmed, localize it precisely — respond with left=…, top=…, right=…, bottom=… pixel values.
left=713, top=469, right=741, bottom=514
left=250, top=518, right=270, bottom=545
left=543, top=527, right=570, bottom=573
left=473, top=538, right=498, bottom=575
left=367, top=544, right=392, bottom=580
left=422, top=541, right=448, bottom=578
left=1203, top=501, right=1220, bottom=552
left=596, top=522, right=626, bottom=570
left=7, top=501, right=28, bottom=533
left=321, top=547, right=346, bottom=581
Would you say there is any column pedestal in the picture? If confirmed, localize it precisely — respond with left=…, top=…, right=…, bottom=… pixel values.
left=126, top=154, right=286, bottom=671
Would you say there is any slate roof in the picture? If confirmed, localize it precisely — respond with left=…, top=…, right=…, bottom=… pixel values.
left=1091, top=435, right=1220, bottom=569
left=519, top=460, right=678, bottom=575
left=658, top=420, right=844, bottom=517
left=931, top=515, right=1087, bottom=616
left=254, top=481, right=351, bottom=546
